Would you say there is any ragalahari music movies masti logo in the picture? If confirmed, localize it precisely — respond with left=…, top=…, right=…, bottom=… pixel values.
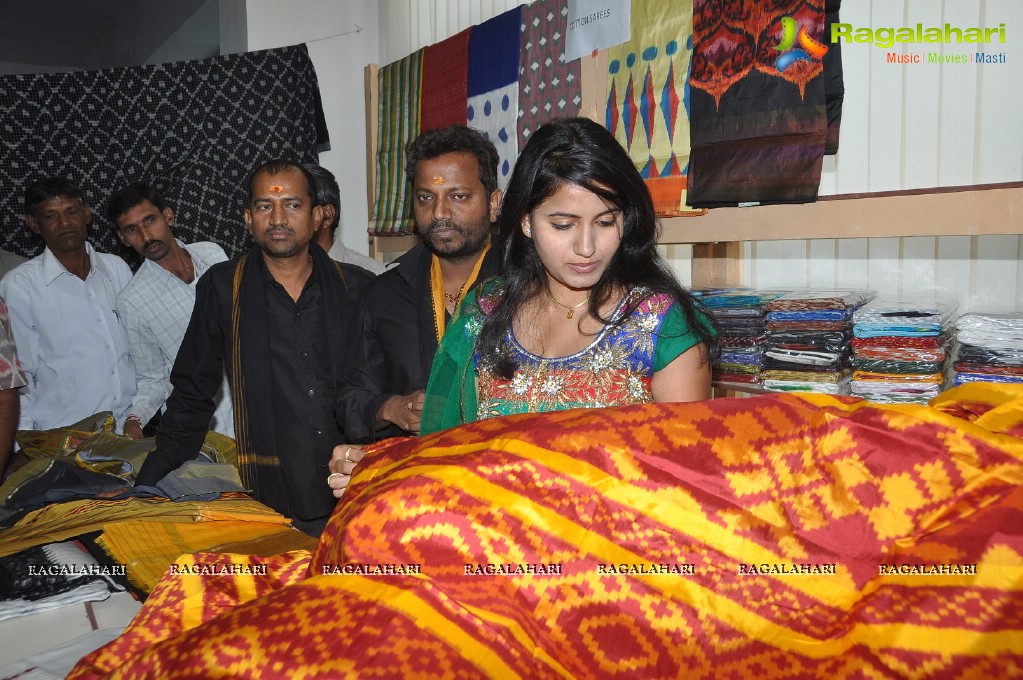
left=773, top=17, right=829, bottom=71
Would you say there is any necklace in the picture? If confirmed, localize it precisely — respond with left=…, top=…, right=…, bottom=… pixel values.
left=444, top=290, right=462, bottom=309
left=545, top=289, right=588, bottom=319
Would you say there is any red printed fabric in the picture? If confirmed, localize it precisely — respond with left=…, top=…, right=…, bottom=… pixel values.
left=517, top=0, right=582, bottom=148
left=72, top=385, right=1023, bottom=678
left=853, top=335, right=946, bottom=350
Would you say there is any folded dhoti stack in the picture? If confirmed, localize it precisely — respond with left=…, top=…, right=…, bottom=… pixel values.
left=953, top=313, right=1023, bottom=386
left=850, top=298, right=957, bottom=404
left=761, top=289, right=876, bottom=395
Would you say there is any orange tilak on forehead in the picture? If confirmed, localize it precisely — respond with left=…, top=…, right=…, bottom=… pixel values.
left=431, top=176, right=445, bottom=185
left=268, top=185, right=284, bottom=193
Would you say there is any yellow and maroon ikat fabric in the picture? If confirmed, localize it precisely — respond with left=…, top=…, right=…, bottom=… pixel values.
left=72, top=384, right=1023, bottom=678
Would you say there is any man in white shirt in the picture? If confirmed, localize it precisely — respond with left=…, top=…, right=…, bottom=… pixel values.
left=0, top=178, right=135, bottom=432
left=302, top=163, right=386, bottom=275
left=108, top=183, right=234, bottom=441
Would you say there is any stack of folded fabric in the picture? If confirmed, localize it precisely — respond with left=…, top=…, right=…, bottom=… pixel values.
left=953, top=313, right=1023, bottom=386
left=761, top=289, right=876, bottom=394
left=694, top=289, right=785, bottom=385
left=0, top=541, right=122, bottom=621
left=850, top=299, right=958, bottom=404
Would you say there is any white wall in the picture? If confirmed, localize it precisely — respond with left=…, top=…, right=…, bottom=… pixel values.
left=239, top=0, right=381, bottom=257
left=734, top=0, right=1023, bottom=313
left=379, top=0, right=522, bottom=63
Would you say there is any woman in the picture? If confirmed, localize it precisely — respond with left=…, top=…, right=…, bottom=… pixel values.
left=328, top=117, right=717, bottom=498
left=421, top=117, right=717, bottom=433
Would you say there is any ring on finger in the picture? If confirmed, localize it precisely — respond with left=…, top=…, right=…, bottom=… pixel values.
left=327, top=472, right=344, bottom=485
left=344, top=446, right=353, bottom=462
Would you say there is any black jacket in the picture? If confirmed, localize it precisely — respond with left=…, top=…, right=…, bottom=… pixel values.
left=336, top=243, right=500, bottom=443
left=136, top=245, right=372, bottom=519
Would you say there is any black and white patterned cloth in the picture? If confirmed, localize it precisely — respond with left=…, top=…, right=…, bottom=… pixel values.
left=0, top=44, right=327, bottom=263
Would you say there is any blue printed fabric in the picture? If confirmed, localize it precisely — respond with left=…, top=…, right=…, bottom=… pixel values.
left=468, top=6, right=522, bottom=189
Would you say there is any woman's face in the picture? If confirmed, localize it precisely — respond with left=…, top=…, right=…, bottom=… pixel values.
left=522, top=182, right=623, bottom=295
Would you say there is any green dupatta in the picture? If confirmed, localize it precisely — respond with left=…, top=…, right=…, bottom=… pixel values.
left=421, top=279, right=503, bottom=434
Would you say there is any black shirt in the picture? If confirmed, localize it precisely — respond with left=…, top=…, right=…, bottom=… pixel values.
left=136, top=246, right=373, bottom=520
left=261, top=263, right=342, bottom=516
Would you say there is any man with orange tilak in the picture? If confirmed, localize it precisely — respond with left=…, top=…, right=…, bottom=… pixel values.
left=136, top=160, right=373, bottom=536
left=334, top=126, right=502, bottom=447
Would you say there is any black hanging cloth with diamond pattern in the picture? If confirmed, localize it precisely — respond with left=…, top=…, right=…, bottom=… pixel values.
left=0, top=44, right=327, bottom=263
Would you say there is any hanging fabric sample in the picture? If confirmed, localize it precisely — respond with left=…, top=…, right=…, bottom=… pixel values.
left=421, top=28, right=471, bottom=132
left=606, top=0, right=697, bottom=215
left=467, top=7, right=523, bottom=188
left=370, top=50, right=423, bottom=236
left=823, top=0, right=843, bottom=154
left=687, top=1, right=842, bottom=207
left=518, top=0, right=583, bottom=148
left=0, top=45, right=326, bottom=259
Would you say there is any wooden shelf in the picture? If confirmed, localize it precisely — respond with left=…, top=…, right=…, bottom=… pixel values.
left=368, top=233, right=418, bottom=261
left=660, top=182, right=1023, bottom=244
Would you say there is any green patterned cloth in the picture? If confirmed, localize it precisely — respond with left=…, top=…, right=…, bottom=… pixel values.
left=370, top=50, right=423, bottom=235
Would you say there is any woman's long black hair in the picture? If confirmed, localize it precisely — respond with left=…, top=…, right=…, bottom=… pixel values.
left=477, top=117, right=718, bottom=379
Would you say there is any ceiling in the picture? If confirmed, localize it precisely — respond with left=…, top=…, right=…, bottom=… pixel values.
left=0, top=0, right=219, bottom=72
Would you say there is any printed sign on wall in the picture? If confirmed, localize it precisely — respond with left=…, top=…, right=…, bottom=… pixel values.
left=565, top=0, right=631, bottom=61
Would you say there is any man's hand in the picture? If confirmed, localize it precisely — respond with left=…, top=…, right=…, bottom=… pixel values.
left=376, top=390, right=425, bottom=434
left=326, top=444, right=367, bottom=499
left=123, top=420, right=145, bottom=440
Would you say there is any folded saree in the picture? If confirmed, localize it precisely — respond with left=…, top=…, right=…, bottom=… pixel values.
left=0, top=494, right=285, bottom=559
left=955, top=372, right=1023, bottom=386
left=852, top=335, right=946, bottom=350
left=852, top=370, right=944, bottom=384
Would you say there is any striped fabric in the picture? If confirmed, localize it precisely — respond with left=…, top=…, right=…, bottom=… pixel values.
left=71, top=384, right=1023, bottom=678
left=370, top=50, right=423, bottom=236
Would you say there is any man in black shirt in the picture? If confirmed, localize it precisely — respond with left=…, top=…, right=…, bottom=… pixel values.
left=335, top=126, right=501, bottom=444
left=136, top=160, right=372, bottom=535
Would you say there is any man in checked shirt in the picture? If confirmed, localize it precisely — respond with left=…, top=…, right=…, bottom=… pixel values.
left=109, top=182, right=234, bottom=440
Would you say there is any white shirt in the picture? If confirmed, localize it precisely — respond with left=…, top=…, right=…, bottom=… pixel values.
left=330, top=242, right=386, bottom=275
left=117, top=241, right=234, bottom=438
left=0, top=243, right=135, bottom=431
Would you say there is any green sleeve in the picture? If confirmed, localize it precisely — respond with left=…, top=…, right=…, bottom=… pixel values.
left=653, top=305, right=715, bottom=372
left=421, top=286, right=484, bottom=434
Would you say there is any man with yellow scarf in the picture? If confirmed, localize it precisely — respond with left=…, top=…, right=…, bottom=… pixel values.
left=335, top=126, right=501, bottom=443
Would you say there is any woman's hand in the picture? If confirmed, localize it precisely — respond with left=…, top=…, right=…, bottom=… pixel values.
left=326, top=444, right=367, bottom=499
